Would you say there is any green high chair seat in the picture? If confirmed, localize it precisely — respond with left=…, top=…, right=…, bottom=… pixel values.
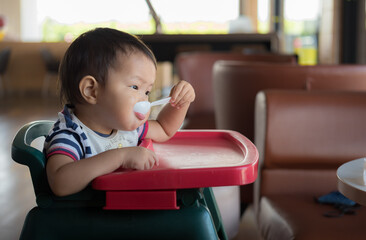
left=11, top=121, right=227, bottom=240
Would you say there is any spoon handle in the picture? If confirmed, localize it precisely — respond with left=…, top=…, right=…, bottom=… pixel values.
left=150, top=97, right=171, bottom=107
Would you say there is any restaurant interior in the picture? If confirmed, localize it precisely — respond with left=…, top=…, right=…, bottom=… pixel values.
left=1, top=0, right=366, bottom=239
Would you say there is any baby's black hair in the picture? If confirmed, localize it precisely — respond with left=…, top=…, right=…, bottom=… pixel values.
left=59, top=28, right=157, bottom=105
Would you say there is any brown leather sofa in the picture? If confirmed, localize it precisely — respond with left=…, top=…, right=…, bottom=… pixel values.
left=213, top=63, right=366, bottom=207
left=254, top=90, right=366, bottom=240
left=213, top=62, right=366, bottom=142
left=175, top=52, right=297, bottom=129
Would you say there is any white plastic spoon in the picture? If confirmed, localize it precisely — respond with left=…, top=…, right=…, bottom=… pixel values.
left=134, top=97, right=171, bottom=117
left=150, top=97, right=171, bottom=107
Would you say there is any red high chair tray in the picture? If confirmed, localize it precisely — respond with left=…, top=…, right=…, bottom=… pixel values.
left=92, top=130, right=258, bottom=210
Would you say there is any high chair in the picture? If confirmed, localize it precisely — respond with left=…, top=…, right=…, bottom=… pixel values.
left=12, top=120, right=258, bottom=239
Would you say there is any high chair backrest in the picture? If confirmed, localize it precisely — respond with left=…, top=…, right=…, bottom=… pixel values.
left=11, top=120, right=54, bottom=200
left=12, top=120, right=105, bottom=208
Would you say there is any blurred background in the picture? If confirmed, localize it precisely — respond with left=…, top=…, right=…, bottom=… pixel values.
left=1, top=0, right=366, bottom=239
left=1, top=0, right=364, bottom=100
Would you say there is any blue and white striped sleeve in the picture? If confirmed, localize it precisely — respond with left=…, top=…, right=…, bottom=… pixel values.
left=44, top=128, right=84, bottom=161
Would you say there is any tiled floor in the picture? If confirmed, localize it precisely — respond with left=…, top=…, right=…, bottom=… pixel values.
left=0, top=95, right=260, bottom=240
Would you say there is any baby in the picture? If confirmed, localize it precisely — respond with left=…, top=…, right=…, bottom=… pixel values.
left=44, top=28, right=195, bottom=196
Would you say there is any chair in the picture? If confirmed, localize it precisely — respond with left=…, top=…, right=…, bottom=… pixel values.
left=12, top=121, right=228, bottom=240
left=213, top=62, right=366, bottom=142
left=213, top=62, right=366, bottom=212
left=175, top=52, right=297, bottom=130
left=40, top=48, right=60, bottom=96
left=0, top=47, right=11, bottom=96
left=254, top=90, right=366, bottom=239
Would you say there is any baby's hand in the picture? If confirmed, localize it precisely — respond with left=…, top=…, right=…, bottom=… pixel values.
left=121, top=147, right=159, bottom=170
left=169, top=80, right=195, bottom=109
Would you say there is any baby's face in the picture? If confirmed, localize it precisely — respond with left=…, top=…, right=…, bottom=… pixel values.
left=96, top=51, right=156, bottom=132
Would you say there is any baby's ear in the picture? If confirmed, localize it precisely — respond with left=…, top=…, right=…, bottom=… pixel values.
left=79, top=76, right=99, bottom=104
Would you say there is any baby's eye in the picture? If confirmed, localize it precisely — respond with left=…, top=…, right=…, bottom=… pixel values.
left=145, top=91, right=150, bottom=96
left=131, top=85, right=138, bottom=90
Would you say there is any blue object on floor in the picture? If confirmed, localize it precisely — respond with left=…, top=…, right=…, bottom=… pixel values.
left=316, top=191, right=357, bottom=207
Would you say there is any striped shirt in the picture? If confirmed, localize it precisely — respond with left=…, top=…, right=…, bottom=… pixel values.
left=44, top=105, right=148, bottom=161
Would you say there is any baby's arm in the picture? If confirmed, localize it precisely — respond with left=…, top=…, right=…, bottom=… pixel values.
left=146, top=80, right=195, bottom=142
left=46, top=146, right=158, bottom=196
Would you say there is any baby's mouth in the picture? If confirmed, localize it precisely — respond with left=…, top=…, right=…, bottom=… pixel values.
left=135, top=112, right=146, bottom=120
left=133, top=101, right=150, bottom=121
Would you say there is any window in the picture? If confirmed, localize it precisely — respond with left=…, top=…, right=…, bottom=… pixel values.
left=283, top=0, right=321, bottom=65
left=34, top=0, right=239, bottom=42
left=257, top=0, right=270, bottom=33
